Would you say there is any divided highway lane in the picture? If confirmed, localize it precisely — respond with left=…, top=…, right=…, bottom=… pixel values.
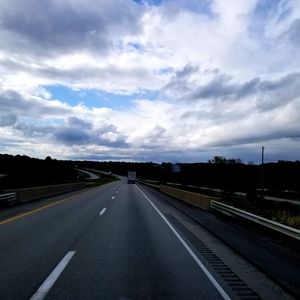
left=45, top=182, right=226, bottom=300
left=0, top=181, right=121, bottom=300
left=0, top=179, right=230, bottom=300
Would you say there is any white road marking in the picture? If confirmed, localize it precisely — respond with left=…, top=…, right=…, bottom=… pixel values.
left=30, top=251, right=75, bottom=300
left=116, top=191, right=119, bottom=194
left=135, top=185, right=231, bottom=300
left=111, top=196, right=115, bottom=200
left=99, top=207, right=107, bottom=216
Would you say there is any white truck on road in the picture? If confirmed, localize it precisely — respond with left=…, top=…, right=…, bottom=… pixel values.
left=127, top=171, right=136, bottom=184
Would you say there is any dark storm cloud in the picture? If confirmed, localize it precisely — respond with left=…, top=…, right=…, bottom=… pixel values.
left=0, top=0, right=143, bottom=57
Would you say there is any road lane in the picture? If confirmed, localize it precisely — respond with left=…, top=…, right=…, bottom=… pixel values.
left=0, top=180, right=121, bottom=300
left=30, top=251, right=76, bottom=300
left=45, top=182, right=225, bottom=299
left=136, top=185, right=230, bottom=300
left=0, top=178, right=234, bottom=299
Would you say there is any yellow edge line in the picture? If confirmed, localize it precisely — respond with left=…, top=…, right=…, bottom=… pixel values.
left=0, top=194, right=77, bottom=225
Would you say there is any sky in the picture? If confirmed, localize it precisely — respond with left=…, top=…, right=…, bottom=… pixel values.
left=0, top=0, right=300, bottom=163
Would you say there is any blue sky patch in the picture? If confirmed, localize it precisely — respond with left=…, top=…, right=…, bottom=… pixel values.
left=45, top=85, right=159, bottom=110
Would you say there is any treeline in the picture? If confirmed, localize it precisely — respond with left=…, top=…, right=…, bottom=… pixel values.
left=1, top=154, right=300, bottom=192
left=0, top=154, right=77, bottom=189
left=76, top=157, right=300, bottom=193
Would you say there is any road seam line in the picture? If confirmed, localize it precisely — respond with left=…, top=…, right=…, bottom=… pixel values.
left=30, top=251, right=76, bottom=300
left=99, top=207, right=107, bottom=216
left=136, top=185, right=231, bottom=300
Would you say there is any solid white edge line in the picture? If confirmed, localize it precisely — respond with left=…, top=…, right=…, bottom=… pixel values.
left=99, top=207, right=107, bottom=216
left=30, top=251, right=76, bottom=300
left=135, top=185, right=231, bottom=300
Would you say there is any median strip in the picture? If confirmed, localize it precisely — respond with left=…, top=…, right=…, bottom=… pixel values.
left=30, top=251, right=76, bottom=300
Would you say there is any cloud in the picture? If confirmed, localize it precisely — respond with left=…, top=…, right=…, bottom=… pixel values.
left=13, top=122, right=54, bottom=139
left=67, top=117, right=93, bottom=130
left=163, top=65, right=300, bottom=111
left=0, top=115, right=17, bottom=127
left=0, top=0, right=163, bottom=94
left=0, top=89, right=69, bottom=117
left=55, top=127, right=91, bottom=144
left=285, top=18, right=300, bottom=47
left=0, top=0, right=143, bottom=57
left=53, top=120, right=127, bottom=147
left=11, top=115, right=127, bottom=148
left=1, top=0, right=300, bottom=162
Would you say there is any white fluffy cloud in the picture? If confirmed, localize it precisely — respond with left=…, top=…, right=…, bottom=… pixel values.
left=0, top=0, right=300, bottom=162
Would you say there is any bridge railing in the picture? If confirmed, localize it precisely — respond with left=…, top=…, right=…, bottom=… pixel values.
left=0, top=193, right=17, bottom=205
left=211, top=200, right=300, bottom=241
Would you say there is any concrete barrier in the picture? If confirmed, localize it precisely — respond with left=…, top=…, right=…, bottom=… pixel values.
left=160, top=185, right=220, bottom=210
left=4, top=182, right=86, bottom=203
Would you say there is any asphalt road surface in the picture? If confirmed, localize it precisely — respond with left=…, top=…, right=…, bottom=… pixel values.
left=0, top=178, right=233, bottom=300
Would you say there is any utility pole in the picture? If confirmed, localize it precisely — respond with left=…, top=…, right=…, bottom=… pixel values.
left=260, top=146, right=265, bottom=199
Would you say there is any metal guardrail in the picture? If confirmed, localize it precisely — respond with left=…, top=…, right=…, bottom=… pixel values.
left=0, top=193, right=17, bottom=205
left=211, top=200, right=300, bottom=241
left=136, top=179, right=160, bottom=189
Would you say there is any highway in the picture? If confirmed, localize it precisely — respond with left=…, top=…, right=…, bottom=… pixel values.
left=0, top=178, right=227, bottom=300
left=0, top=178, right=297, bottom=299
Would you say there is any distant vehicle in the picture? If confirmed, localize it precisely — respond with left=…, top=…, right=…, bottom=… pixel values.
left=127, top=171, right=136, bottom=184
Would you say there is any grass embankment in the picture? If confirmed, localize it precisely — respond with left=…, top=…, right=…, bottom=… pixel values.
left=84, top=173, right=119, bottom=187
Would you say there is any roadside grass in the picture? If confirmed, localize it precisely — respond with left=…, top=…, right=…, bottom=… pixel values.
left=271, top=210, right=300, bottom=229
left=85, top=174, right=119, bottom=187
left=221, top=194, right=300, bottom=230
left=168, top=183, right=300, bottom=230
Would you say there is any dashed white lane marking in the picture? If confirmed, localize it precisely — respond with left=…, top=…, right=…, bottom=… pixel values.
left=111, top=196, right=115, bottom=200
left=116, top=191, right=119, bottom=194
left=30, top=251, right=76, bottom=300
left=135, top=185, right=231, bottom=300
left=99, top=207, right=107, bottom=216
